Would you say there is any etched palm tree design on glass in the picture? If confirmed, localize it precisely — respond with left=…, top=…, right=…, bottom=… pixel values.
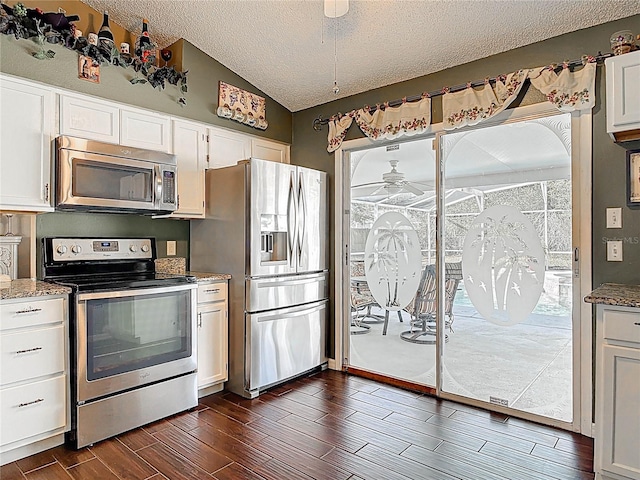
left=364, top=212, right=421, bottom=311
left=462, top=205, right=545, bottom=326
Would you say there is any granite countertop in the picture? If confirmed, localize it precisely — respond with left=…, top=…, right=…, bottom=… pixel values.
left=155, top=258, right=230, bottom=282
left=186, top=271, right=231, bottom=282
left=0, top=279, right=72, bottom=300
left=584, top=283, right=640, bottom=308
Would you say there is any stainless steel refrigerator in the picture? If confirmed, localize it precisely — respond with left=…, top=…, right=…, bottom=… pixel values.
left=190, top=158, right=328, bottom=398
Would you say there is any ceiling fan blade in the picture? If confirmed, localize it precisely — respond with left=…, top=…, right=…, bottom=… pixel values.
left=352, top=185, right=384, bottom=197
left=403, top=183, right=424, bottom=196
left=351, top=181, right=384, bottom=188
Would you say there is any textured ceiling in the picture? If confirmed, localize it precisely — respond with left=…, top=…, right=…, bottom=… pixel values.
left=81, top=0, right=640, bottom=112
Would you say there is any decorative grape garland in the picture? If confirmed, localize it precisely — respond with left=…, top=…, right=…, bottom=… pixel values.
left=0, top=3, right=187, bottom=105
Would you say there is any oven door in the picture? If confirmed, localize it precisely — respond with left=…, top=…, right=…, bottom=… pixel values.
left=75, top=284, right=197, bottom=402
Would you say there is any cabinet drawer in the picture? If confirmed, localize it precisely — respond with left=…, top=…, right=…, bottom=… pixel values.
left=1, top=325, right=65, bottom=386
left=603, top=309, right=640, bottom=344
left=0, top=298, right=64, bottom=331
left=0, top=375, right=66, bottom=446
left=198, top=282, right=227, bottom=304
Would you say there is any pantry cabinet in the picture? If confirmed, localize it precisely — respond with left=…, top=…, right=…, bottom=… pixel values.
left=0, top=294, right=69, bottom=464
left=0, top=75, right=54, bottom=212
left=168, top=120, right=207, bottom=218
left=594, top=304, right=640, bottom=480
left=196, top=281, right=228, bottom=392
left=606, top=50, right=640, bottom=142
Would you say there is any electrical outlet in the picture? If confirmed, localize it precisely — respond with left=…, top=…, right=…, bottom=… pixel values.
left=607, top=240, right=623, bottom=261
left=606, top=207, right=622, bottom=228
left=167, top=241, right=176, bottom=256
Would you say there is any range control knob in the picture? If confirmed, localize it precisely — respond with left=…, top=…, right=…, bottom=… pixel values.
left=129, top=245, right=138, bottom=252
left=56, top=245, right=68, bottom=255
left=71, top=245, right=82, bottom=254
left=141, top=244, right=150, bottom=253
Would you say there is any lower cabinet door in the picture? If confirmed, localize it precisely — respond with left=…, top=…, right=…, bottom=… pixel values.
left=600, top=344, right=640, bottom=479
left=0, top=375, right=66, bottom=447
left=197, top=302, right=228, bottom=388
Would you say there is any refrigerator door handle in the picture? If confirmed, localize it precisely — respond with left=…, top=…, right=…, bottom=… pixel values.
left=297, top=171, right=306, bottom=263
left=287, top=171, right=296, bottom=267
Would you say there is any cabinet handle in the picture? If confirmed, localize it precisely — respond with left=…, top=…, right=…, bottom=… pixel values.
left=177, top=194, right=180, bottom=209
left=198, top=312, right=202, bottom=327
left=45, top=183, right=50, bottom=202
left=16, top=347, right=43, bottom=354
left=18, top=398, right=44, bottom=408
left=204, top=288, right=220, bottom=294
left=15, top=307, right=42, bottom=315
left=634, top=322, right=640, bottom=326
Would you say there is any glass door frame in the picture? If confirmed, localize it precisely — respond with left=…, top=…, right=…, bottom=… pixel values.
left=333, top=102, right=593, bottom=435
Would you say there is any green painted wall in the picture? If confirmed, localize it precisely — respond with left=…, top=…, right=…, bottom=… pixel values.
left=292, top=15, right=640, bottom=352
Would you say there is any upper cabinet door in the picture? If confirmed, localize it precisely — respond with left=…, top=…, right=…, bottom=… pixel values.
left=171, top=120, right=207, bottom=218
left=121, top=108, right=171, bottom=152
left=0, top=76, right=54, bottom=212
left=606, top=50, right=640, bottom=142
left=251, top=138, right=290, bottom=164
left=60, top=94, right=119, bottom=143
left=208, top=126, right=251, bottom=168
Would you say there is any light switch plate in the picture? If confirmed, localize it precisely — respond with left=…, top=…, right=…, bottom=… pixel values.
left=606, top=207, right=622, bottom=228
left=167, top=241, right=176, bottom=256
left=607, top=240, right=623, bottom=261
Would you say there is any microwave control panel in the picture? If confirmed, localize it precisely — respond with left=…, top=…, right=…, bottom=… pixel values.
left=51, top=238, right=153, bottom=261
left=162, top=170, right=176, bottom=205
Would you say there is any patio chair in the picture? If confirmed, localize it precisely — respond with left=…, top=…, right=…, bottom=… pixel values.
left=400, top=262, right=463, bottom=344
left=351, top=260, right=403, bottom=335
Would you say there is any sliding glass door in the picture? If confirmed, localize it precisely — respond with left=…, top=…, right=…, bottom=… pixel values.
left=342, top=108, right=584, bottom=427
left=440, top=114, right=574, bottom=422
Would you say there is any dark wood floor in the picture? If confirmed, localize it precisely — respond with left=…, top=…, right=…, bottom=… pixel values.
left=1, top=370, right=594, bottom=480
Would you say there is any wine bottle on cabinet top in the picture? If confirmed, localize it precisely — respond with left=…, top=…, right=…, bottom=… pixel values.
left=136, top=18, right=155, bottom=63
left=97, top=11, right=114, bottom=47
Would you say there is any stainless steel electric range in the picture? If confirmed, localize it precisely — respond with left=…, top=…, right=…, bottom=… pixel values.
left=42, top=237, right=198, bottom=448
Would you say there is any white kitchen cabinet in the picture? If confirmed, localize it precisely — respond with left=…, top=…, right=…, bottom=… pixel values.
left=606, top=50, right=640, bottom=142
left=0, top=295, right=69, bottom=464
left=59, top=94, right=119, bottom=143
left=251, top=137, right=290, bottom=164
left=196, top=281, right=228, bottom=392
left=208, top=126, right=251, bottom=168
left=595, top=305, right=640, bottom=480
left=168, top=120, right=207, bottom=218
left=0, top=75, right=54, bottom=212
left=120, top=108, right=171, bottom=152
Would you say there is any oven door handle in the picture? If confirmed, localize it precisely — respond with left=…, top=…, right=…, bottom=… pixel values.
left=77, top=283, right=196, bottom=301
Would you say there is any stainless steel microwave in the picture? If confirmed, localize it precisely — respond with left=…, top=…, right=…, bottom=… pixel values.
left=56, top=136, right=177, bottom=215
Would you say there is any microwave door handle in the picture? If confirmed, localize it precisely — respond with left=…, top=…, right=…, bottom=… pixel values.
left=154, top=165, right=163, bottom=209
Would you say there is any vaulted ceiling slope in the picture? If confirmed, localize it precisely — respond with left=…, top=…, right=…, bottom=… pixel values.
left=82, top=0, right=640, bottom=112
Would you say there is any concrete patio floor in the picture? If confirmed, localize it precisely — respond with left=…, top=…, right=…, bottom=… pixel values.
left=349, top=302, right=573, bottom=423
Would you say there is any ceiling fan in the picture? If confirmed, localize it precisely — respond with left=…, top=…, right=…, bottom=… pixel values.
left=352, top=159, right=424, bottom=197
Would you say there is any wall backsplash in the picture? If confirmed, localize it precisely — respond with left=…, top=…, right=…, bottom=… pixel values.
left=35, top=211, right=188, bottom=277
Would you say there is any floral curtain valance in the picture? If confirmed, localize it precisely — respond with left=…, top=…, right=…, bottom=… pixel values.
left=326, top=57, right=597, bottom=152
left=442, top=70, right=527, bottom=130
left=529, top=61, right=596, bottom=111
left=327, top=97, right=431, bottom=152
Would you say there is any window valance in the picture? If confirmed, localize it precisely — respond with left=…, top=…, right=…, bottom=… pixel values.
left=326, top=57, right=597, bottom=152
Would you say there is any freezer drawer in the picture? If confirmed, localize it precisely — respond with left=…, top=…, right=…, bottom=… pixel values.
left=247, top=300, right=327, bottom=394
left=246, top=272, right=328, bottom=313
